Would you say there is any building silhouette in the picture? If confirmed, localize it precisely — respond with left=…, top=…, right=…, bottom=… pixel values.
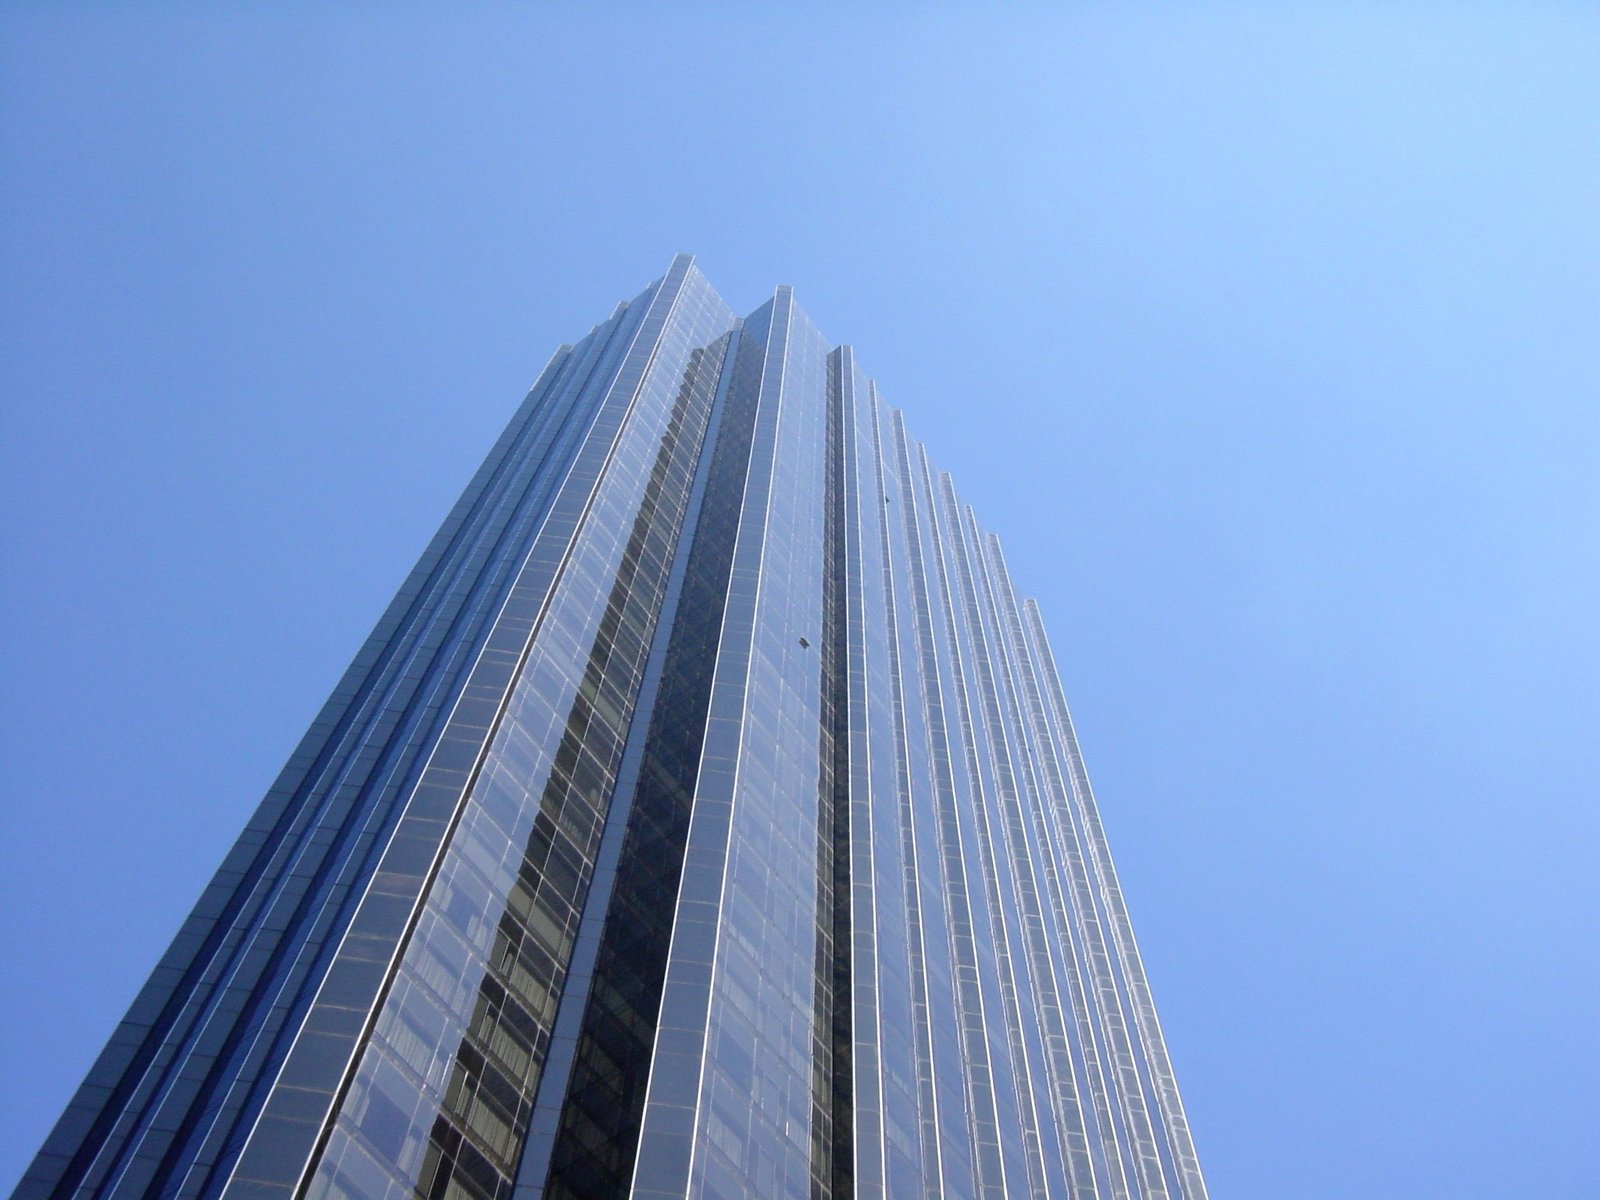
left=17, top=257, right=1206, bottom=1200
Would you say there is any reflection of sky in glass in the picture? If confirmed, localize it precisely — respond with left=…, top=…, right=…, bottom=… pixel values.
left=7, top=254, right=1214, bottom=1200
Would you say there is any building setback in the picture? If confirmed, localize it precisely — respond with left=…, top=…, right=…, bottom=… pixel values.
left=16, top=257, right=1207, bottom=1200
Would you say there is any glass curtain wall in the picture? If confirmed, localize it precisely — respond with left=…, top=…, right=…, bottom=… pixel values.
left=17, top=260, right=1207, bottom=1200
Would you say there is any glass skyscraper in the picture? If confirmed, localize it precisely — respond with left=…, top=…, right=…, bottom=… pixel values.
left=16, top=257, right=1207, bottom=1200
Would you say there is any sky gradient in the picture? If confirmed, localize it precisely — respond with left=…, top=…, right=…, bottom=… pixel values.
left=3, top=5, right=1597, bottom=1196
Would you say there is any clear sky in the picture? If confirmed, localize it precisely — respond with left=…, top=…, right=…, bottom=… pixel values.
left=2, top=5, right=1596, bottom=1196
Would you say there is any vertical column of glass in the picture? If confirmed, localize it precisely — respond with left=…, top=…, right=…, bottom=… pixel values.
left=846, top=384, right=930, bottom=1200
left=888, top=424, right=1014, bottom=1200
left=922, top=473, right=1067, bottom=1200
left=871, top=402, right=976, bottom=1200
left=921, top=464, right=1056, bottom=1200
left=936, top=482, right=1103, bottom=1200
left=20, top=286, right=655, bottom=1200
left=1013, top=592, right=1209, bottom=1200
left=688, top=296, right=831, bottom=1200
left=289, top=268, right=736, bottom=1200
left=211, top=259, right=730, bottom=1200
left=622, top=300, right=778, bottom=1200
left=628, top=291, right=830, bottom=1200
left=953, top=524, right=1132, bottom=1196
left=830, top=348, right=888, bottom=1200
left=169, top=308, right=645, bottom=1200
left=969, top=531, right=1168, bottom=1198
left=810, top=348, right=852, bottom=1200
left=955, top=516, right=1153, bottom=1199
left=518, top=316, right=760, bottom=1200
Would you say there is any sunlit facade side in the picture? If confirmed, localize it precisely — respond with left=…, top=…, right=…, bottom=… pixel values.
left=16, top=257, right=1206, bottom=1200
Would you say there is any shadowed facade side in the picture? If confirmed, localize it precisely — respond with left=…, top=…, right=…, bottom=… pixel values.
left=16, top=257, right=1206, bottom=1200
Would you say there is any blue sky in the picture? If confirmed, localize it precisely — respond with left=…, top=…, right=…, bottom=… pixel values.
left=2, top=5, right=1596, bottom=1196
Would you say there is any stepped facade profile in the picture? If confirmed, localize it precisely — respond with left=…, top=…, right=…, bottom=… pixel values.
left=18, top=257, right=1207, bottom=1200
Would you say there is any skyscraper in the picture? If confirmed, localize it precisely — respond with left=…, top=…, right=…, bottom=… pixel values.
left=17, top=257, right=1206, bottom=1200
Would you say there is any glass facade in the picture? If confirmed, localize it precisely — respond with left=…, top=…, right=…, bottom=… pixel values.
left=16, top=258, right=1207, bottom=1200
